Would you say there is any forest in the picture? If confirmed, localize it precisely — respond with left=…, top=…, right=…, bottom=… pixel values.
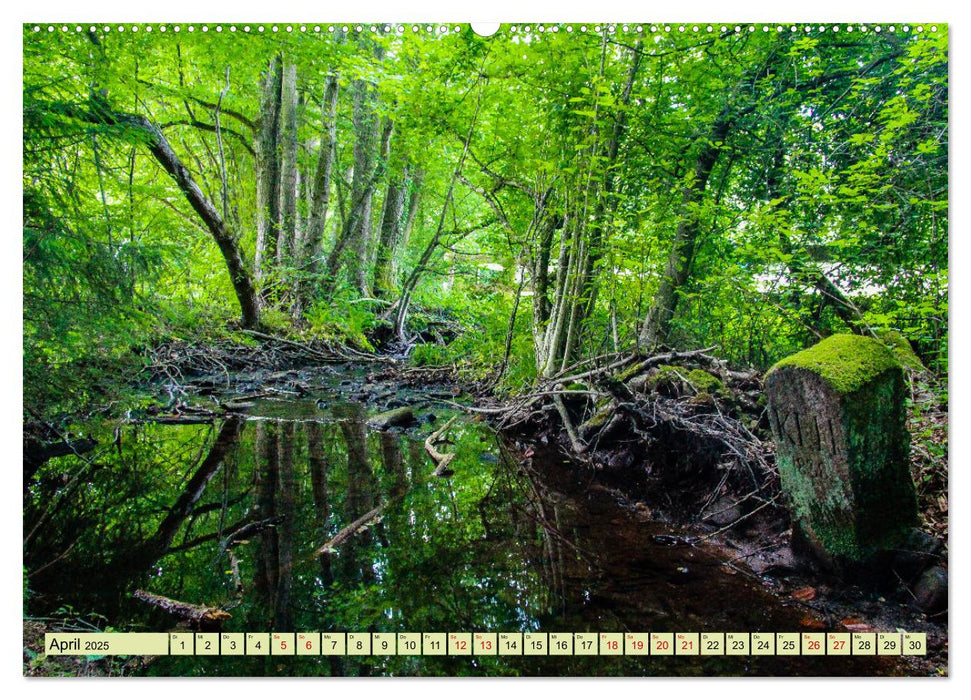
left=23, top=23, right=948, bottom=677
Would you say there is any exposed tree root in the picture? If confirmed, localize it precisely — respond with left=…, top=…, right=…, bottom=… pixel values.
left=487, top=346, right=778, bottom=525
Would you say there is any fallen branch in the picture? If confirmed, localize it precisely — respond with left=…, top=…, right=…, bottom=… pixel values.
left=603, top=346, right=719, bottom=386
left=425, top=416, right=458, bottom=475
left=26, top=540, right=78, bottom=579
left=436, top=399, right=516, bottom=415
left=239, top=329, right=340, bottom=361
left=549, top=354, right=639, bottom=387
left=688, top=495, right=779, bottom=544
left=218, top=391, right=275, bottom=405
left=238, top=328, right=394, bottom=364
left=133, top=589, right=231, bottom=626
left=167, top=514, right=253, bottom=554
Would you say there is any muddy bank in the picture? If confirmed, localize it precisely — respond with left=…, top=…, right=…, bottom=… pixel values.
left=473, top=350, right=947, bottom=674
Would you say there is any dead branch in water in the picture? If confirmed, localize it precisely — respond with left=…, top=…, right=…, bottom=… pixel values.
left=133, top=589, right=231, bottom=626
left=309, top=505, right=385, bottom=560
left=141, top=333, right=393, bottom=393
left=239, top=329, right=390, bottom=364
left=425, top=415, right=458, bottom=475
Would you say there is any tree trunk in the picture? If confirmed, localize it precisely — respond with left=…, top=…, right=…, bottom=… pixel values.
left=578, top=41, right=642, bottom=326
left=274, top=421, right=296, bottom=630
left=321, top=115, right=393, bottom=297
left=92, top=110, right=261, bottom=328
left=276, top=60, right=299, bottom=273
left=296, top=73, right=340, bottom=312
left=380, top=431, right=408, bottom=498
left=400, top=169, right=423, bottom=254
left=638, top=105, right=733, bottom=351
left=133, top=417, right=244, bottom=566
left=306, top=422, right=336, bottom=587
left=338, top=403, right=376, bottom=580
left=253, top=421, right=279, bottom=615
left=373, top=165, right=408, bottom=299
left=538, top=212, right=576, bottom=375
left=531, top=213, right=558, bottom=334
left=530, top=210, right=560, bottom=368
left=347, top=80, right=380, bottom=296
left=254, top=56, right=283, bottom=291
left=534, top=40, right=640, bottom=376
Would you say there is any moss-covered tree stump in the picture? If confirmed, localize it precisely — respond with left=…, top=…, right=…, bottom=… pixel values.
left=765, top=334, right=918, bottom=568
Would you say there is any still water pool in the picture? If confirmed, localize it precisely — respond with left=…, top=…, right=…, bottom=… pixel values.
left=25, top=388, right=902, bottom=676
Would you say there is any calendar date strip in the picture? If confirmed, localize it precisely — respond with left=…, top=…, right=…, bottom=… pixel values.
left=44, top=631, right=927, bottom=657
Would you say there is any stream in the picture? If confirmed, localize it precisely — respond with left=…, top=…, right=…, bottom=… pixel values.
left=24, top=369, right=912, bottom=676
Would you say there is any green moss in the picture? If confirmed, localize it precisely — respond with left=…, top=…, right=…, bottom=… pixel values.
left=686, top=369, right=723, bottom=393
left=580, top=403, right=614, bottom=431
left=808, top=511, right=914, bottom=561
left=647, top=365, right=727, bottom=402
left=647, top=365, right=686, bottom=389
left=809, top=521, right=860, bottom=559
left=613, top=362, right=645, bottom=383
left=768, top=333, right=901, bottom=395
left=566, top=382, right=588, bottom=392
left=877, top=330, right=925, bottom=371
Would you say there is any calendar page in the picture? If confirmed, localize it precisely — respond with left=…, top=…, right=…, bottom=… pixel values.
left=21, top=11, right=948, bottom=679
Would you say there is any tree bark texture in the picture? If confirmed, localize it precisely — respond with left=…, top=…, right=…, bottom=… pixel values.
left=347, top=80, right=380, bottom=296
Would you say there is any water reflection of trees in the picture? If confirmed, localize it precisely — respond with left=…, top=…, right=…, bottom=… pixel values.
left=25, top=418, right=245, bottom=616
left=25, top=407, right=596, bottom=674
left=25, top=405, right=898, bottom=676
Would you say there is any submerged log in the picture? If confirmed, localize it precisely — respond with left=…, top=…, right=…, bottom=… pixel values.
left=368, top=406, right=416, bottom=430
left=133, top=589, right=231, bottom=627
left=139, top=416, right=218, bottom=425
